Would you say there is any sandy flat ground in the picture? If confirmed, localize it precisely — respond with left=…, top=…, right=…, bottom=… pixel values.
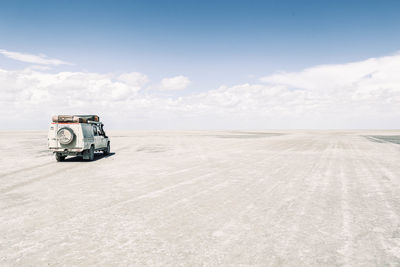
left=1, top=130, right=400, bottom=266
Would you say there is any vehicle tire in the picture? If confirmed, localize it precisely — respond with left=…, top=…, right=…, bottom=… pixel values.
left=55, top=153, right=66, bottom=162
left=57, top=127, right=75, bottom=145
left=104, top=142, right=110, bottom=155
left=89, top=145, right=95, bottom=161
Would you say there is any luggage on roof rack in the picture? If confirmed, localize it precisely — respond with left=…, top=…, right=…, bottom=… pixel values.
left=52, top=115, right=100, bottom=123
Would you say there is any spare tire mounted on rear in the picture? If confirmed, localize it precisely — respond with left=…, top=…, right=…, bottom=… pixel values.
left=57, top=127, right=75, bottom=145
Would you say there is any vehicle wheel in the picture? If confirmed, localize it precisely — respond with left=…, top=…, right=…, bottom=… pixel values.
left=57, top=127, right=75, bottom=145
left=55, top=153, right=66, bottom=162
left=89, top=145, right=95, bottom=161
left=104, top=142, right=110, bottom=155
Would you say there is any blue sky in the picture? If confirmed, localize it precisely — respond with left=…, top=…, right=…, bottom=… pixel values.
left=1, top=0, right=400, bottom=90
left=1, top=0, right=400, bottom=129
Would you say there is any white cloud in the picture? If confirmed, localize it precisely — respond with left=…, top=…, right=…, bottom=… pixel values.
left=160, top=75, right=191, bottom=90
left=0, top=49, right=72, bottom=66
left=260, top=54, right=400, bottom=93
left=117, top=72, right=149, bottom=87
left=1, top=52, right=400, bottom=129
left=0, top=69, right=147, bottom=116
left=257, top=53, right=400, bottom=123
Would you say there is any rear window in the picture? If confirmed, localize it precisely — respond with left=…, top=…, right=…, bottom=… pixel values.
left=82, top=124, right=94, bottom=138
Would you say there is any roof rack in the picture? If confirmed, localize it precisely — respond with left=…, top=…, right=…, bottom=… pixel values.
left=52, top=115, right=100, bottom=123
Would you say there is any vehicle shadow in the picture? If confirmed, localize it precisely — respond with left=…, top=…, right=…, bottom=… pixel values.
left=63, top=152, right=116, bottom=162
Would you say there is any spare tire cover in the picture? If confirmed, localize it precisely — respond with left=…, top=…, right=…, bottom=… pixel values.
left=57, top=127, right=75, bottom=145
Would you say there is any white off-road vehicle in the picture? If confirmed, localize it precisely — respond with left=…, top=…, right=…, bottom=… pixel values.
left=48, top=115, right=110, bottom=161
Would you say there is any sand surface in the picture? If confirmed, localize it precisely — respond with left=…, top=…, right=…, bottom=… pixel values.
left=1, top=130, right=400, bottom=266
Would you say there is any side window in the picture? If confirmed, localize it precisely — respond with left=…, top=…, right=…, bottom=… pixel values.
left=98, top=126, right=104, bottom=136
left=93, top=125, right=98, bottom=136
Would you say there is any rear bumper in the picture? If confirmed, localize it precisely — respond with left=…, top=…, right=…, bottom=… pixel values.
left=49, top=147, right=84, bottom=155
